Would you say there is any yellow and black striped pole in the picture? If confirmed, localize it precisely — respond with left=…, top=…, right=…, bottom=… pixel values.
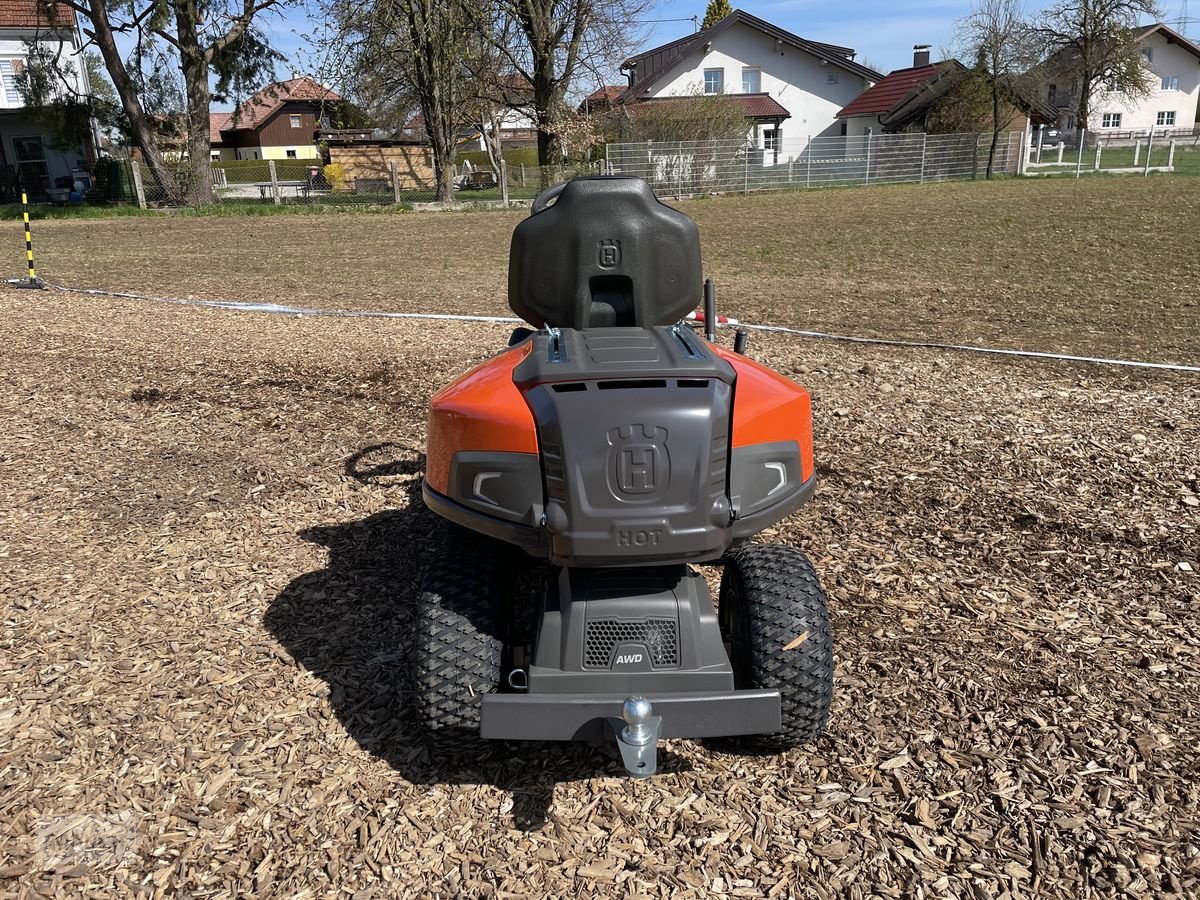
left=16, top=191, right=43, bottom=289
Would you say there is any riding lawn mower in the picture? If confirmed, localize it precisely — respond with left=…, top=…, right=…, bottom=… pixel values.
left=412, top=176, right=832, bottom=776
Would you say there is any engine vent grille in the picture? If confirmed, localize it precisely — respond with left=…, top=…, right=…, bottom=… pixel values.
left=583, top=618, right=678, bottom=668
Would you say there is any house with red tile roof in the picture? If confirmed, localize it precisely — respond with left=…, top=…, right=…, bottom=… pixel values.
left=615, top=9, right=880, bottom=161
left=211, top=76, right=343, bottom=161
left=0, top=0, right=97, bottom=200
left=836, top=48, right=1057, bottom=137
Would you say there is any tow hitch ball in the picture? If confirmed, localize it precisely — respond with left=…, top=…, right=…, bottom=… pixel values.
left=611, top=696, right=662, bottom=777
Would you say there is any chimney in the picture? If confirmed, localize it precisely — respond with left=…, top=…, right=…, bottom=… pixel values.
left=913, top=45, right=931, bottom=67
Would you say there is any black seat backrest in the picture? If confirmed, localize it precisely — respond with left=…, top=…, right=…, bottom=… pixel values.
left=508, top=177, right=702, bottom=329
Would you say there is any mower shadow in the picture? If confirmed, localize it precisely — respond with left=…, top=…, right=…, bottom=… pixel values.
left=264, top=442, right=691, bottom=830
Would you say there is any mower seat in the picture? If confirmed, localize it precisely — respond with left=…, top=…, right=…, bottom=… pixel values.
left=508, top=177, right=702, bottom=329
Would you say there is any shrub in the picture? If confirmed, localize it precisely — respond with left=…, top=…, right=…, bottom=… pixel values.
left=324, top=163, right=347, bottom=191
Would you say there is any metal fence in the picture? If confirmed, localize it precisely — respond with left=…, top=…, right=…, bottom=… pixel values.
left=1025, top=127, right=1198, bottom=177
left=120, top=158, right=608, bottom=208
left=604, top=131, right=1024, bottom=197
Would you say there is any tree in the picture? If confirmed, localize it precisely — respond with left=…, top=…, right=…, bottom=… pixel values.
left=488, top=0, right=651, bottom=166
left=58, top=1, right=286, bottom=205
left=956, top=0, right=1038, bottom=177
left=701, top=0, right=732, bottom=30
left=1032, top=0, right=1162, bottom=136
left=332, top=0, right=474, bottom=201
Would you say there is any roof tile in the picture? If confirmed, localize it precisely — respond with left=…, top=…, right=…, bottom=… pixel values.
left=836, top=64, right=942, bottom=118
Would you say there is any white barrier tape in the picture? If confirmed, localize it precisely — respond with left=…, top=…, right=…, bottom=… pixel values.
left=36, top=282, right=1200, bottom=374
left=43, top=283, right=524, bottom=324
left=737, top=322, right=1200, bottom=374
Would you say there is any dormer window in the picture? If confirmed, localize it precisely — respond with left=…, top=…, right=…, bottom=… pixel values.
left=289, top=113, right=302, bottom=128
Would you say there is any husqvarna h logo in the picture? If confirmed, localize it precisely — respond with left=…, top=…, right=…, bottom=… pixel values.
left=607, top=424, right=668, bottom=500
left=597, top=239, right=620, bottom=269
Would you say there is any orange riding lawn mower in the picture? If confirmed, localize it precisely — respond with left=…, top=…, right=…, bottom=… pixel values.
left=413, top=177, right=832, bottom=776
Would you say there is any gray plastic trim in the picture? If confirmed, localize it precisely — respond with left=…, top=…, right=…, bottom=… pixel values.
left=422, top=482, right=546, bottom=553
left=480, top=689, right=782, bottom=741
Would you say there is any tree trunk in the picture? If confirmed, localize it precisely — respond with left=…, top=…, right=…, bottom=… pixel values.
left=180, top=57, right=215, bottom=205
left=987, top=80, right=1001, bottom=179
left=84, top=0, right=182, bottom=204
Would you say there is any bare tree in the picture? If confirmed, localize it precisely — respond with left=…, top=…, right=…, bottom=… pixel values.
left=58, top=1, right=287, bottom=205
left=956, top=0, right=1038, bottom=177
left=487, top=0, right=651, bottom=166
left=333, top=0, right=473, bottom=201
left=1032, top=0, right=1162, bottom=136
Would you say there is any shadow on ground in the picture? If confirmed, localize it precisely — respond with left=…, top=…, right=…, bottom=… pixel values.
left=264, top=443, right=691, bottom=829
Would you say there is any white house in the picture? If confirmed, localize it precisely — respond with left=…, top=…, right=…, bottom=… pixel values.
left=0, top=1, right=96, bottom=200
left=618, top=9, right=881, bottom=159
left=1045, top=23, right=1200, bottom=134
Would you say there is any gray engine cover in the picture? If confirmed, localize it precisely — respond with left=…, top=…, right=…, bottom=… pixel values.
left=515, top=327, right=736, bottom=567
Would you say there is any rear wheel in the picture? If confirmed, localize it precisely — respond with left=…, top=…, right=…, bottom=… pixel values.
left=718, top=543, right=833, bottom=751
left=410, top=528, right=509, bottom=747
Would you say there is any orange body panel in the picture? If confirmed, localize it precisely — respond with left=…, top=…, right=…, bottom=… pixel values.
left=712, top=347, right=815, bottom=483
left=425, top=343, right=538, bottom=494
left=426, top=340, right=815, bottom=493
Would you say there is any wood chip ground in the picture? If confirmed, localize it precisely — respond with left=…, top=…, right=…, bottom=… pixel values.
left=2, top=180, right=1199, bottom=898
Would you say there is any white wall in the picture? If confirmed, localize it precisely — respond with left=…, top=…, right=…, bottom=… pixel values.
left=0, top=34, right=87, bottom=109
left=633, top=21, right=873, bottom=141
left=1055, top=33, right=1200, bottom=132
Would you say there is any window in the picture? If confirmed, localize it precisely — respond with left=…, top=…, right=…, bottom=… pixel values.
left=0, top=60, right=17, bottom=103
left=210, top=151, right=220, bottom=161
left=289, top=114, right=302, bottom=128
left=1161, top=75, right=1180, bottom=91
left=741, top=67, right=760, bottom=93
left=1141, top=48, right=1153, bottom=63
left=1069, top=79, right=1079, bottom=97
left=1102, top=113, right=1122, bottom=128
left=1047, top=83, right=1057, bottom=103
left=703, top=68, right=723, bottom=94
left=826, top=72, right=838, bottom=84
left=1156, top=111, right=1176, bottom=126
left=763, top=128, right=779, bottom=151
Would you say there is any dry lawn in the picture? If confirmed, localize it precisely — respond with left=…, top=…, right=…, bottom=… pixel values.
left=1, top=178, right=1199, bottom=898
left=25, top=176, right=1200, bottom=365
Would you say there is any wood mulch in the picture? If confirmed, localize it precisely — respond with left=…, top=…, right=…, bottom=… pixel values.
left=1, top=289, right=1197, bottom=898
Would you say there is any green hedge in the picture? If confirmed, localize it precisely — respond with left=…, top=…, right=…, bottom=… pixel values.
left=212, top=159, right=322, bottom=184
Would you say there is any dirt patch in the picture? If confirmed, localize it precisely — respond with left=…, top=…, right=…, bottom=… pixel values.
left=1, top=287, right=1197, bottom=897
left=23, top=177, right=1200, bottom=365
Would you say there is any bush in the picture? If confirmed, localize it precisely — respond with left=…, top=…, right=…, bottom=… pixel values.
left=323, top=163, right=347, bottom=192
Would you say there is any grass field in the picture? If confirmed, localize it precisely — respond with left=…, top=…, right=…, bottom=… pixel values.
left=2, top=176, right=1199, bottom=898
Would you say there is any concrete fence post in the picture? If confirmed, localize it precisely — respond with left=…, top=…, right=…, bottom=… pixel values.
left=500, top=159, right=509, bottom=204
left=1075, top=129, right=1086, bottom=179
left=1056, top=141, right=1064, bottom=164
left=806, top=136, right=812, bottom=188
left=1144, top=128, right=1156, bottom=176
left=1094, top=142, right=1102, bottom=171
left=1132, top=140, right=1141, bottom=166
left=864, top=132, right=873, bottom=185
left=788, top=157, right=794, bottom=183
left=268, top=160, right=281, bottom=204
left=920, top=132, right=928, bottom=182
left=129, top=160, right=146, bottom=209
left=390, top=159, right=401, bottom=204
left=1168, top=139, right=1177, bottom=170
